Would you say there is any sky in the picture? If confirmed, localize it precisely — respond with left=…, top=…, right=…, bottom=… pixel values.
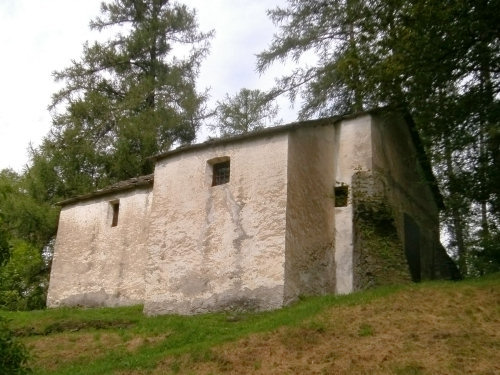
left=0, top=0, right=296, bottom=172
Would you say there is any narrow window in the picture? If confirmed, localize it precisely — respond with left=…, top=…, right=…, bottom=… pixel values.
left=212, top=160, right=230, bottom=186
left=334, top=185, right=349, bottom=207
left=111, top=201, right=120, bottom=227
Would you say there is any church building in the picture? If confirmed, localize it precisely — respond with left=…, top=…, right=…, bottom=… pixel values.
left=47, top=109, right=458, bottom=315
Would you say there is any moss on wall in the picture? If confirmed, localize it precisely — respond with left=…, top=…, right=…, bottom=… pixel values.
left=352, top=172, right=412, bottom=290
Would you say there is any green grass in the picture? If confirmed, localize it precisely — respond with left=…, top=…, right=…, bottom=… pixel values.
left=1, top=274, right=498, bottom=375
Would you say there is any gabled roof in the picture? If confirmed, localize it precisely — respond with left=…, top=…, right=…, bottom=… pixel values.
left=57, top=174, right=154, bottom=206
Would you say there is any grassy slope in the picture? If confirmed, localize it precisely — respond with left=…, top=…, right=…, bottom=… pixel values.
left=1, top=275, right=499, bottom=375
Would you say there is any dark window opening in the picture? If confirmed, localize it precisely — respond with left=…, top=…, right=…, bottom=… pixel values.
left=334, top=185, right=349, bottom=207
left=212, top=160, right=230, bottom=186
left=111, top=201, right=120, bottom=227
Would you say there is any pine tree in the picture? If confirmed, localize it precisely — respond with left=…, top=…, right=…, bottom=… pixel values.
left=42, top=0, right=213, bottom=195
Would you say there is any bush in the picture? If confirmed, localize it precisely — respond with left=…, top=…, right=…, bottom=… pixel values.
left=0, top=316, right=31, bottom=374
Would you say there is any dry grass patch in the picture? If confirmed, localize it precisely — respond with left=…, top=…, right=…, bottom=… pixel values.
left=154, top=285, right=499, bottom=375
left=24, top=330, right=171, bottom=372
left=24, top=332, right=124, bottom=372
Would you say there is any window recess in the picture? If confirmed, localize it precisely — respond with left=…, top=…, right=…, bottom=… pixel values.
left=212, top=160, right=230, bottom=186
left=334, top=185, right=349, bottom=207
left=110, top=200, right=120, bottom=227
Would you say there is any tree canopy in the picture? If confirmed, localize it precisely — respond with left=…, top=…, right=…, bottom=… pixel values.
left=214, top=89, right=279, bottom=136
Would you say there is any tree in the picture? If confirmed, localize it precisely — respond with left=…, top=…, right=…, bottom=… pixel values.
left=257, top=0, right=377, bottom=117
left=0, top=240, right=47, bottom=311
left=214, top=89, right=279, bottom=136
left=0, top=170, right=56, bottom=310
left=258, top=0, right=500, bottom=275
left=0, top=170, right=58, bottom=251
left=42, top=0, right=213, bottom=196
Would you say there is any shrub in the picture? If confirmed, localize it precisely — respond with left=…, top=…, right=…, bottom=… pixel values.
left=0, top=316, right=31, bottom=374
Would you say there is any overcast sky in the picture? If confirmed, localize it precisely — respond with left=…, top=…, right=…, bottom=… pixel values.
left=0, top=0, right=296, bottom=172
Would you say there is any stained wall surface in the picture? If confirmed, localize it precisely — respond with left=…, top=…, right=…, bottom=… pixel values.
left=47, top=187, right=153, bottom=307
left=284, top=125, right=336, bottom=303
left=144, top=134, right=289, bottom=315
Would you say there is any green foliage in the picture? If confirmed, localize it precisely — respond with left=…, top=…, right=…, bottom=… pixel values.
left=0, top=170, right=55, bottom=311
left=214, top=89, right=279, bottom=136
left=259, top=0, right=500, bottom=276
left=0, top=317, right=31, bottom=374
left=468, top=229, right=500, bottom=276
left=0, top=240, right=47, bottom=311
left=0, top=169, right=58, bottom=250
left=37, top=0, right=213, bottom=197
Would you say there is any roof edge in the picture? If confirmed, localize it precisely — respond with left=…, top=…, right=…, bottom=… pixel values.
left=149, top=108, right=385, bottom=163
left=57, top=174, right=154, bottom=207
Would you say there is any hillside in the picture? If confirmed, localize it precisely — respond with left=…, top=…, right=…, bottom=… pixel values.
left=1, top=275, right=499, bottom=375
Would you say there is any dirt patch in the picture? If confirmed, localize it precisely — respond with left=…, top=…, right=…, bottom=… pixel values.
left=150, top=285, right=500, bottom=374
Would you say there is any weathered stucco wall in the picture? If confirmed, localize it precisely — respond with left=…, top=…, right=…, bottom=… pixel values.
left=333, top=115, right=373, bottom=294
left=284, top=125, right=336, bottom=303
left=144, top=134, right=289, bottom=315
left=47, top=187, right=152, bottom=307
left=47, top=110, right=455, bottom=314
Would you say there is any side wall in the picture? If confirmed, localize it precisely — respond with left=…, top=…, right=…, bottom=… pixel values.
left=370, top=112, right=442, bottom=281
left=284, top=125, right=336, bottom=303
left=47, top=188, right=152, bottom=307
left=144, top=134, right=289, bottom=315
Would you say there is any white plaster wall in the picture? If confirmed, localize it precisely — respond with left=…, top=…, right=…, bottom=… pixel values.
left=47, top=188, right=152, bottom=307
left=284, top=125, right=336, bottom=303
left=144, top=134, right=289, bottom=315
left=333, top=115, right=373, bottom=294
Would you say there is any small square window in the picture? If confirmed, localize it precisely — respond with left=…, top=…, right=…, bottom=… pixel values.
left=334, top=185, right=348, bottom=207
left=212, top=160, right=230, bottom=186
left=110, top=201, right=120, bottom=227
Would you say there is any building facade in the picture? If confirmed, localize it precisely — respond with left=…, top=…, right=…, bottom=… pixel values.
left=47, top=109, right=458, bottom=315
